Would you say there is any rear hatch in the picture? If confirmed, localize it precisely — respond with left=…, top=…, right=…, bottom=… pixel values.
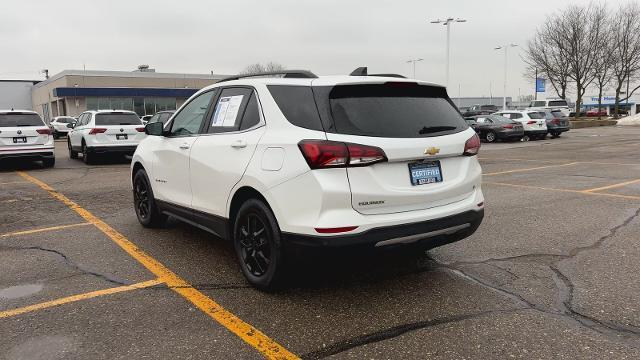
left=315, top=82, right=478, bottom=215
left=0, top=112, right=50, bottom=147
left=93, top=112, right=145, bottom=144
left=524, top=112, right=547, bottom=131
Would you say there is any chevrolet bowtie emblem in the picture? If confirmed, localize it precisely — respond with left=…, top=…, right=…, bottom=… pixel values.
left=424, top=147, right=440, bottom=156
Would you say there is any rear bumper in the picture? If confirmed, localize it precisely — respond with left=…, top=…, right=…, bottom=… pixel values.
left=496, top=130, right=524, bottom=139
left=282, top=209, right=484, bottom=249
left=524, top=129, right=547, bottom=135
left=547, top=126, right=570, bottom=132
left=86, top=145, right=137, bottom=154
left=0, top=151, right=55, bottom=161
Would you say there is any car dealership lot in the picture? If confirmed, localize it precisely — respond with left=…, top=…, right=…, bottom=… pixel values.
left=2, top=127, right=640, bottom=359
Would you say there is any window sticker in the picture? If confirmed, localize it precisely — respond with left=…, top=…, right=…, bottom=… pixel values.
left=212, top=95, right=244, bottom=127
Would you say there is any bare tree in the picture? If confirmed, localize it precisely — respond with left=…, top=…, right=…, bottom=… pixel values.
left=593, top=15, right=616, bottom=118
left=524, top=26, right=571, bottom=100
left=610, top=3, right=640, bottom=118
left=239, top=62, right=286, bottom=75
left=555, top=4, right=608, bottom=118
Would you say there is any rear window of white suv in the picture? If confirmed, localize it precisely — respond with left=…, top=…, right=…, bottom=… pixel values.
left=95, top=113, right=142, bottom=126
left=325, top=83, right=467, bottom=138
left=0, top=113, right=45, bottom=127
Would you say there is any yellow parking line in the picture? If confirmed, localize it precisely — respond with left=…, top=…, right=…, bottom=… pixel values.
left=0, top=222, right=91, bottom=238
left=16, top=171, right=298, bottom=360
left=485, top=181, right=640, bottom=201
left=483, top=162, right=578, bottom=176
left=582, top=178, right=640, bottom=193
left=0, top=279, right=162, bottom=319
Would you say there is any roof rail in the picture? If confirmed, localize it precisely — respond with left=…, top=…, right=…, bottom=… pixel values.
left=217, top=70, right=318, bottom=83
left=348, top=67, right=406, bottom=78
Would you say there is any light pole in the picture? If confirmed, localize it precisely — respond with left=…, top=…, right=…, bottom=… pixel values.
left=495, top=44, right=517, bottom=110
left=430, top=17, right=466, bottom=87
left=406, top=58, right=424, bottom=78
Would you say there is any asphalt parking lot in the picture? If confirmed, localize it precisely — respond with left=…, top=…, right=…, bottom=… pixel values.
left=2, top=126, right=640, bottom=359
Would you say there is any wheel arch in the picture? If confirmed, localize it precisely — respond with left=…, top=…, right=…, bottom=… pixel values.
left=228, top=186, right=274, bottom=226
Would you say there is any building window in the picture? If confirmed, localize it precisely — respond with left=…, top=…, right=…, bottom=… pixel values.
left=86, top=97, right=177, bottom=116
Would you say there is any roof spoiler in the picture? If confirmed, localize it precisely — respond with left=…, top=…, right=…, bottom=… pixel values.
left=349, top=67, right=406, bottom=78
left=218, top=70, right=318, bottom=83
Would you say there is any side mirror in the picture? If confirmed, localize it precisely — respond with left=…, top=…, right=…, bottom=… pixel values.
left=145, top=121, right=164, bottom=136
left=66, top=123, right=75, bottom=129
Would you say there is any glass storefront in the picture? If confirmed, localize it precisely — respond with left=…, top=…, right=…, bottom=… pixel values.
left=86, top=97, right=177, bottom=116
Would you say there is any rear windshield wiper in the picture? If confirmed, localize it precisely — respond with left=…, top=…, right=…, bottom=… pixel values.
left=418, top=125, right=456, bottom=134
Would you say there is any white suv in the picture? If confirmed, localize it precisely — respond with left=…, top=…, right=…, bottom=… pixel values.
left=493, top=110, right=548, bottom=141
left=50, top=116, right=77, bottom=139
left=0, top=110, right=55, bottom=167
left=68, top=110, right=145, bottom=164
left=131, top=70, right=485, bottom=290
left=527, top=99, right=571, bottom=116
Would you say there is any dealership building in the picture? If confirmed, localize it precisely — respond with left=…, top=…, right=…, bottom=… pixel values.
left=29, top=66, right=227, bottom=122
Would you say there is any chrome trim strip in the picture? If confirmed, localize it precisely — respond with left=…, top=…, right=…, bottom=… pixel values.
left=374, top=223, right=471, bottom=247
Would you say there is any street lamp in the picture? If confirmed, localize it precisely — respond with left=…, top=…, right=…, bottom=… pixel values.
left=406, top=58, right=424, bottom=78
left=495, top=44, right=518, bottom=110
left=430, top=17, right=466, bottom=87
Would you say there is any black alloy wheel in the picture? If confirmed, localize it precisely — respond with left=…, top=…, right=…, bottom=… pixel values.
left=134, top=178, right=151, bottom=222
left=238, top=213, right=272, bottom=277
left=132, top=169, right=166, bottom=227
left=233, top=199, right=284, bottom=290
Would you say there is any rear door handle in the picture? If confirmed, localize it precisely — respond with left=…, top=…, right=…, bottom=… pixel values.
left=179, top=143, right=190, bottom=150
left=231, top=140, right=247, bottom=148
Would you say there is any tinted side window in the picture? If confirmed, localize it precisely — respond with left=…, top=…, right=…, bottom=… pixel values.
left=169, top=91, right=215, bottom=136
left=267, top=85, right=323, bottom=131
left=207, top=88, right=252, bottom=133
left=512, top=113, right=523, bottom=119
left=239, top=93, right=261, bottom=130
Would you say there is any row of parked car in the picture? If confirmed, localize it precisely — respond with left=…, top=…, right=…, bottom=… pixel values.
left=464, top=109, right=570, bottom=142
left=0, top=109, right=177, bottom=167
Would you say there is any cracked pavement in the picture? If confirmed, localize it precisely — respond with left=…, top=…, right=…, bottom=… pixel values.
left=2, top=127, right=640, bottom=359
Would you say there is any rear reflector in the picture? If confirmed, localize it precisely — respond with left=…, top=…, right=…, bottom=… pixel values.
left=552, top=119, right=560, bottom=125
left=36, top=128, right=52, bottom=135
left=314, top=226, right=358, bottom=234
left=135, top=127, right=145, bottom=132
left=298, top=140, right=387, bottom=169
left=88, top=128, right=107, bottom=135
left=463, top=133, right=481, bottom=156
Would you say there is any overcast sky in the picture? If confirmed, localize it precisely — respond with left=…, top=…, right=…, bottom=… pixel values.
left=0, top=0, right=625, bottom=99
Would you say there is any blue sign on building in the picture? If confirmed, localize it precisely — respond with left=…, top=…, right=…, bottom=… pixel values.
left=535, top=78, right=545, bottom=93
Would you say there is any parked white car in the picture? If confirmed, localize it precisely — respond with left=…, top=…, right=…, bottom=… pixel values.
left=50, top=116, right=77, bottom=139
left=493, top=110, right=548, bottom=141
left=68, top=110, right=145, bottom=164
left=131, top=71, right=485, bottom=290
left=527, top=99, right=571, bottom=116
left=0, top=110, right=55, bottom=167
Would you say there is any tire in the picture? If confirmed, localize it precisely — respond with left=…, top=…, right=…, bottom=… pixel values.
left=68, top=139, right=78, bottom=159
left=551, top=132, right=560, bottom=138
left=485, top=131, right=497, bottom=143
left=233, top=199, right=285, bottom=291
left=132, top=169, right=167, bottom=228
left=82, top=141, right=95, bottom=164
left=53, top=132, right=59, bottom=140
left=42, top=157, right=55, bottom=168
left=521, top=135, right=530, bottom=142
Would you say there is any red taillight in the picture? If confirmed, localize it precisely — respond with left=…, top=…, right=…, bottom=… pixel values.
left=314, top=226, right=358, bottom=234
left=88, top=128, right=107, bottom=135
left=463, top=133, right=481, bottom=156
left=526, top=120, right=537, bottom=124
left=552, top=119, right=560, bottom=125
left=502, top=124, right=514, bottom=129
left=135, top=127, right=145, bottom=132
left=36, top=128, right=52, bottom=135
left=298, top=140, right=387, bottom=169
